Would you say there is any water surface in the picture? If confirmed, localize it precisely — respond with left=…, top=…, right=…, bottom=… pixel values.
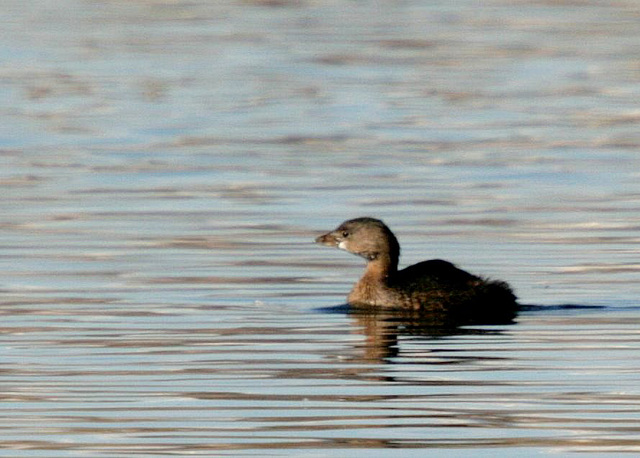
left=2, top=0, right=640, bottom=455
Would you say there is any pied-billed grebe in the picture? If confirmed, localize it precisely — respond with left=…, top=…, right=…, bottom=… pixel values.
left=315, top=217, right=517, bottom=319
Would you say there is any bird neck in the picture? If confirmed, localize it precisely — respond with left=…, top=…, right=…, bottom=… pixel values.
left=362, top=253, right=397, bottom=283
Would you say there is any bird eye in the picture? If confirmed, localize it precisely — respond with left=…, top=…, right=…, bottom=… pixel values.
left=342, top=231, right=349, bottom=238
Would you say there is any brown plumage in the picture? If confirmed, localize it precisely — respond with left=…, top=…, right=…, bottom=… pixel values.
left=315, top=217, right=517, bottom=322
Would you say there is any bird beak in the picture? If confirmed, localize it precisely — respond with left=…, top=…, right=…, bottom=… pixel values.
left=314, top=231, right=339, bottom=247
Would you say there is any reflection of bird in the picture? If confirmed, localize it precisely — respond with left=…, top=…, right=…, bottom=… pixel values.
left=350, top=308, right=510, bottom=364
left=315, top=217, right=517, bottom=322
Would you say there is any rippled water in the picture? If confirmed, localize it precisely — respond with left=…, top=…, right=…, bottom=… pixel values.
left=2, top=0, right=640, bottom=455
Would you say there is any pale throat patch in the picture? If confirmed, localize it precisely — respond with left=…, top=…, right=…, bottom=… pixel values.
left=338, top=241, right=347, bottom=250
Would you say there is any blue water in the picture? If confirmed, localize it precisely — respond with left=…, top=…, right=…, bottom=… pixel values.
left=2, top=0, right=640, bottom=455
